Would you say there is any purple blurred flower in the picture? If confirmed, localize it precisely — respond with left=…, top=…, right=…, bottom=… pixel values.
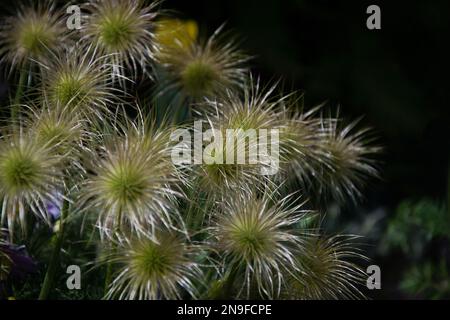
left=45, top=190, right=63, bottom=222
left=0, top=243, right=37, bottom=280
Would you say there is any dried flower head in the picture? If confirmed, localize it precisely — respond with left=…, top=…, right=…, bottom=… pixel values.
left=39, top=45, right=121, bottom=122
left=24, top=101, right=86, bottom=164
left=105, top=231, right=202, bottom=300
left=316, top=117, right=381, bottom=203
left=276, top=99, right=327, bottom=186
left=158, top=25, right=249, bottom=100
left=0, top=128, right=64, bottom=235
left=285, top=235, right=367, bottom=299
left=212, top=190, right=312, bottom=298
left=195, top=82, right=283, bottom=197
left=81, top=118, right=184, bottom=237
left=0, top=1, right=68, bottom=72
left=82, top=0, right=159, bottom=79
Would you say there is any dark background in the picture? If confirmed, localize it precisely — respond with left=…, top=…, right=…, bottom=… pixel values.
left=164, top=0, right=449, bottom=205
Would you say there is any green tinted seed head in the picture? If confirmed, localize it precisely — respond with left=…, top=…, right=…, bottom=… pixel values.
left=0, top=2, right=68, bottom=71
left=105, top=232, right=201, bottom=300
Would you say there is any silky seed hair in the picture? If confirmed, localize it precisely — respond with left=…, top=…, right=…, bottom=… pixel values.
left=0, top=125, right=65, bottom=236
left=23, top=100, right=89, bottom=179
left=38, top=45, right=124, bottom=123
left=80, top=115, right=186, bottom=238
left=315, top=115, right=381, bottom=203
left=211, top=189, right=314, bottom=298
left=193, top=80, right=285, bottom=198
left=104, top=230, right=202, bottom=300
left=285, top=235, right=368, bottom=299
left=157, top=25, right=250, bottom=101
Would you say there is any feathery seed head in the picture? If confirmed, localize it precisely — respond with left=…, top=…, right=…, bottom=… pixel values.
left=25, top=102, right=85, bottom=158
left=317, top=117, right=381, bottom=203
left=286, top=235, right=367, bottom=299
left=159, top=25, right=249, bottom=100
left=155, top=19, right=198, bottom=52
left=82, top=0, right=159, bottom=78
left=276, top=103, right=326, bottom=186
left=212, top=190, right=311, bottom=298
left=195, top=82, right=284, bottom=196
left=0, top=1, right=68, bottom=71
left=0, top=131, right=64, bottom=234
left=82, top=120, right=184, bottom=237
left=40, top=46, right=120, bottom=121
left=105, top=231, right=202, bottom=299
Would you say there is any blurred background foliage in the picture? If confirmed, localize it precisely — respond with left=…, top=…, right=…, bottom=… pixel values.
left=0, top=0, right=449, bottom=299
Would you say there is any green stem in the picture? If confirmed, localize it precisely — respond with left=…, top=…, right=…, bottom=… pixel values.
left=206, top=264, right=240, bottom=299
left=103, top=210, right=122, bottom=297
left=38, top=199, right=68, bottom=300
left=12, top=68, right=27, bottom=122
left=103, top=249, right=114, bottom=297
left=222, top=264, right=239, bottom=299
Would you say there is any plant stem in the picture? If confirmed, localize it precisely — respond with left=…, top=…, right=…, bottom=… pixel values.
left=12, top=68, right=27, bottom=123
left=38, top=199, right=68, bottom=300
left=103, top=211, right=122, bottom=297
left=103, top=253, right=114, bottom=297
left=222, top=264, right=239, bottom=299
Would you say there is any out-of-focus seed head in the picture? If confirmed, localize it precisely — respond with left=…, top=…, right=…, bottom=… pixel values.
left=39, top=45, right=121, bottom=122
left=285, top=235, right=367, bottom=299
left=0, top=1, right=69, bottom=72
left=23, top=102, right=88, bottom=175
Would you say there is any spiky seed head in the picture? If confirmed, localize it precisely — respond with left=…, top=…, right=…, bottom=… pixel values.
left=0, top=2, right=68, bottom=71
left=212, top=190, right=311, bottom=298
left=82, top=0, right=159, bottom=79
left=195, top=82, right=283, bottom=197
left=24, top=102, right=86, bottom=159
left=82, top=121, right=184, bottom=237
left=317, top=118, right=381, bottom=203
left=158, top=25, right=249, bottom=100
left=39, top=45, right=121, bottom=122
left=0, top=131, right=64, bottom=235
left=105, top=231, right=202, bottom=300
left=285, top=235, right=367, bottom=299
left=276, top=101, right=327, bottom=186
left=181, top=60, right=219, bottom=98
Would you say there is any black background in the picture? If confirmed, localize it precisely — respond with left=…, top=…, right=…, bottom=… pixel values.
left=163, top=0, right=450, bottom=206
